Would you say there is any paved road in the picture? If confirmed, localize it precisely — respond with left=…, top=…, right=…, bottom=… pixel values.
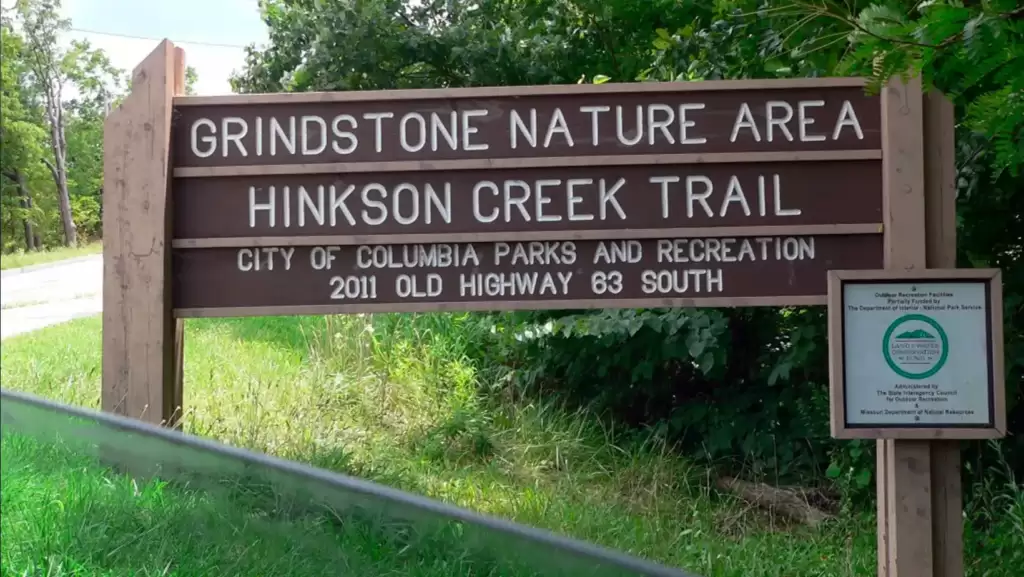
left=1, top=255, right=103, bottom=340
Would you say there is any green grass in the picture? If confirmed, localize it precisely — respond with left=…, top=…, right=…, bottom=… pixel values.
left=2, top=313, right=1021, bottom=576
left=0, top=432, right=554, bottom=577
left=0, top=241, right=102, bottom=270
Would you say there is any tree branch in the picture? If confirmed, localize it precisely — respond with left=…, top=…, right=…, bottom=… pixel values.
left=1002, top=6, right=1024, bottom=21
left=41, top=156, right=58, bottom=183
left=790, top=0, right=963, bottom=51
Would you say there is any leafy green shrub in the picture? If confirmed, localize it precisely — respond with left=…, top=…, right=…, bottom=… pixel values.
left=70, top=194, right=101, bottom=242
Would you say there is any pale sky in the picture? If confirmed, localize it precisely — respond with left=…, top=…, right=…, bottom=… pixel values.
left=4, top=0, right=269, bottom=95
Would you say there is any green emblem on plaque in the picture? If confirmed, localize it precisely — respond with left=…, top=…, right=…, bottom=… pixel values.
left=882, top=314, right=949, bottom=379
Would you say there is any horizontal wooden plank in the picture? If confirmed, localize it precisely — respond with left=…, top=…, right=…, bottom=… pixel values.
left=172, top=224, right=884, bottom=249
left=831, top=427, right=1004, bottom=440
left=174, top=77, right=870, bottom=107
left=175, top=295, right=828, bottom=318
left=172, top=150, right=882, bottom=178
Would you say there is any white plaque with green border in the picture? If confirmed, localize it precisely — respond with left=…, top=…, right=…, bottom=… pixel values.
left=828, top=269, right=1006, bottom=439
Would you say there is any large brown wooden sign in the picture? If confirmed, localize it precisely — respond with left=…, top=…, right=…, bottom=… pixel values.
left=168, top=78, right=885, bottom=315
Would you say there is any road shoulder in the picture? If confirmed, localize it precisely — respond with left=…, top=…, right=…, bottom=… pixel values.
left=0, top=254, right=102, bottom=278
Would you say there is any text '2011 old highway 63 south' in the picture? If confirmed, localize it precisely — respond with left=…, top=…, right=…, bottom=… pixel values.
left=169, top=81, right=886, bottom=315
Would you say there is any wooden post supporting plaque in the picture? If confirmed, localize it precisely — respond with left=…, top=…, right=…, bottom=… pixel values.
left=829, top=77, right=1007, bottom=577
left=102, top=40, right=186, bottom=427
left=923, top=91, right=963, bottom=577
left=879, top=73, right=933, bottom=577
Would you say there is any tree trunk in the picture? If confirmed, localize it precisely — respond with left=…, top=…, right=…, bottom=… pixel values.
left=16, top=170, right=38, bottom=251
left=3, top=168, right=38, bottom=251
left=55, top=163, right=76, bottom=246
left=44, top=145, right=77, bottom=246
left=20, top=196, right=37, bottom=251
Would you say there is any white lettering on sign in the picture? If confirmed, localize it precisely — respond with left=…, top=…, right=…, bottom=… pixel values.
left=593, top=240, right=643, bottom=264
left=187, top=96, right=869, bottom=159
left=492, top=241, right=577, bottom=266
left=729, top=100, right=864, bottom=143
left=238, top=171, right=815, bottom=232
left=640, top=269, right=724, bottom=294
left=396, top=274, right=443, bottom=298
left=470, top=178, right=626, bottom=224
left=236, top=247, right=295, bottom=271
left=654, top=237, right=815, bottom=263
left=189, top=110, right=492, bottom=158
left=652, top=173, right=800, bottom=219
left=269, top=236, right=835, bottom=305
left=248, top=184, right=453, bottom=229
left=355, top=244, right=482, bottom=269
left=590, top=270, right=623, bottom=295
left=329, top=275, right=378, bottom=299
left=458, top=271, right=573, bottom=297
left=544, top=108, right=574, bottom=148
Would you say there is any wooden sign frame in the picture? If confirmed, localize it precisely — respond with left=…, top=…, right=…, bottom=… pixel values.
left=828, top=268, right=1006, bottom=440
left=166, top=76, right=887, bottom=317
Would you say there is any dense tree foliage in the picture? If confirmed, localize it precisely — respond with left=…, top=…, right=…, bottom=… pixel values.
left=1, top=0, right=124, bottom=251
left=230, top=0, right=1023, bottom=499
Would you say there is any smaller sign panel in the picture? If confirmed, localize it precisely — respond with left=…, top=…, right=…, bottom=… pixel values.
left=173, top=234, right=883, bottom=314
left=828, top=269, right=1006, bottom=439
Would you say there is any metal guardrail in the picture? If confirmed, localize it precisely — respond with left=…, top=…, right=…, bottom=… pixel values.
left=1, top=388, right=704, bottom=577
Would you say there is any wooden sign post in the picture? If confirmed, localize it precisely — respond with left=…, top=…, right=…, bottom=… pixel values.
left=102, top=41, right=1004, bottom=576
left=829, top=266, right=1006, bottom=577
left=827, top=81, right=1007, bottom=577
left=102, top=40, right=186, bottom=427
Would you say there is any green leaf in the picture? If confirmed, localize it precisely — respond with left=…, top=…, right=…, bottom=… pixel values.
left=652, top=38, right=671, bottom=50
left=767, top=361, right=792, bottom=386
left=826, top=463, right=842, bottom=479
left=698, top=352, right=715, bottom=375
left=855, top=468, right=872, bottom=488
left=656, top=28, right=671, bottom=40
left=687, top=337, right=706, bottom=359
left=592, top=74, right=611, bottom=84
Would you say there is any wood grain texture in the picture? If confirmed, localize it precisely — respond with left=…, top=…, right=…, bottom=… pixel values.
left=174, top=294, right=828, bottom=319
left=173, top=76, right=870, bottom=106
left=171, top=46, right=187, bottom=430
left=101, top=40, right=181, bottom=426
left=879, top=74, right=932, bottom=577
left=924, top=90, right=964, bottom=577
left=172, top=150, right=882, bottom=178
left=171, top=223, right=884, bottom=249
